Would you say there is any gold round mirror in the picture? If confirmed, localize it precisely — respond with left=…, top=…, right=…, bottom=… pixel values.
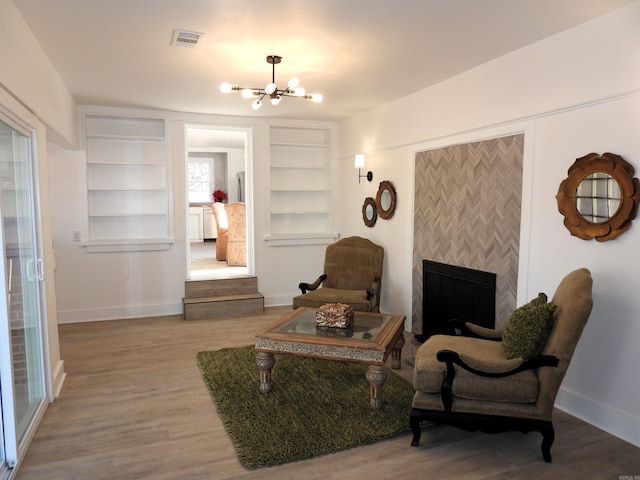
left=362, top=197, right=377, bottom=227
left=556, top=152, right=640, bottom=241
left=375, top=180, right=396, bottom=220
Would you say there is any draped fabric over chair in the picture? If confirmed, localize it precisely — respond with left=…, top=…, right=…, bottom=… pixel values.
left=292, top=236, right=384, bottom=312
left=409, top=268, right=593, bottom=463
left=211, top=202, right=228, bottom=261
left=225, top=202, right=246, bottom=266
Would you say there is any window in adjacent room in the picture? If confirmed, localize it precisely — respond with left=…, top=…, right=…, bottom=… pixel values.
left=188, top=160, right=211, bottom=203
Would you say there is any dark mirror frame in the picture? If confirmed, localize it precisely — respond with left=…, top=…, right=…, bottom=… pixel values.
left=556, top=152, right=640, bottom=242
left=375, top=180, right=396, bottom=220
left=362, top=197, right=377, bottom=227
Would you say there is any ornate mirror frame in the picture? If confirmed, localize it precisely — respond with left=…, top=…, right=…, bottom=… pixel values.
left=556, top=152, right=640, bottom=242
left=362, top=197, right=377, bottom=227
left=375, top=180, right=396, bottom=220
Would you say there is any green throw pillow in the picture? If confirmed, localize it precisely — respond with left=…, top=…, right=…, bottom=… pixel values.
left=502, top=293, right=557, bottom=359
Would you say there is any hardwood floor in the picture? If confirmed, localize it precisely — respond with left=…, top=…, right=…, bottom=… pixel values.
left=16, top=307, right=640, bottom=479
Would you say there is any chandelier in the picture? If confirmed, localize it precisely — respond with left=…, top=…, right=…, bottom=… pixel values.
left=220, top=55, right=323, bottom=110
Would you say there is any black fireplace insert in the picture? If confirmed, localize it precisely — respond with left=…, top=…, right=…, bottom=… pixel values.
left=418, top=260, right=496, bottom=342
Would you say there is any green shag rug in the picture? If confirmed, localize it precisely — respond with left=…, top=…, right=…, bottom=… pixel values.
left=196, top=345, right=415, bottom=468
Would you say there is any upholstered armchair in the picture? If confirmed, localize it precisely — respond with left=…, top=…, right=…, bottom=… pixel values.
left=292, top=236, right=384, bottom=312
left=211, top=202, right=228, bottom=261
left=225, top=202, right=246, bottom=266
left=410, top=268, right=593, bottom=462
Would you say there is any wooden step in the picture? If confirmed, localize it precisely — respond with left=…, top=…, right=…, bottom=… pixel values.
left=182, top=293, right=264, bottom=320
left=183, top=275, right=264, bottom=320
left=184, top=276, right=258, bottom=299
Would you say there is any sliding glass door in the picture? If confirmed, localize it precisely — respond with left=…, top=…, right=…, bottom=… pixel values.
left=0, top=400, right=6, bottom=478
left=0, top=117, right=46, bottom=473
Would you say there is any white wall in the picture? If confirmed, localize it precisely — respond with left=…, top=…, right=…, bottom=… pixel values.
left=0, top=0, right=77, bottom=146
left=337, top=2, right=640, bottom=447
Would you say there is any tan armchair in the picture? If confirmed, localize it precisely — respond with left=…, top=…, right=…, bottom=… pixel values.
left=410, top=268, right=593, bottom=462
left=211, top=202, right=228, bottom=261
left=225, top=202, right=246, bottom=266
left=292, top=236, right=384, bottom=312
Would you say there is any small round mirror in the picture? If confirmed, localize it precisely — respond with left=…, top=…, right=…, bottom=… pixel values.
left=575, top=172, right=622, bottom=223
left=362, top=197, right=377, bottom=227
left=556, top=152, right=640, bottom=241
left=375, top=180, right=396, bottom=220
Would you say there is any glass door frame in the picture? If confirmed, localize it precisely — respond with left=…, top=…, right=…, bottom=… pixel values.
left=0, top=107, right=49, bottom=474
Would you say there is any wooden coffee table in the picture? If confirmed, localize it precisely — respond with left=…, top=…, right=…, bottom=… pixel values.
left=254, top=307, right=406, bottom=408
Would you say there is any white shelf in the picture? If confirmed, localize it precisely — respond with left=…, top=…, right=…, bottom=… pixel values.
left=264, top=232, right=338, bottom=246
left=270, top=188, right=329, bottom=193
left=269, top=141, right=330, bottom=148
left=88, top=212, right=167, bottom=217
left=87, top=134, right=164, bottom=141
left=84, top=114, right=170, bottom=245
left=270, top=165, right=329, bottom=169
left=87, top=161, right=166, bottom=166
left=271, top=210, right=330, bottom=215
left=88, top=187, right=166, bottom=192
left=82, top=237, right=175, bottom=253
left=268, top=126, right=333, bottom=243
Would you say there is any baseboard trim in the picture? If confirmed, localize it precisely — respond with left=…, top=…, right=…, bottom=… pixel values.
left=57, top=302, right=183, bottom=323
left=264, top=295, right=294, bottom=308
left=51, top=360, right=66, bottom=399
left=56, top=298, right=292, bottom=323
left=556, top=386, right=640, bottom=448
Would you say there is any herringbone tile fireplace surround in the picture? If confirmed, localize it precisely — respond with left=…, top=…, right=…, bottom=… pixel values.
left=412, top=134, right=524, bottom=335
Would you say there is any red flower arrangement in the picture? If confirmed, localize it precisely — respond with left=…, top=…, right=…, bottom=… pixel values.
left=212, top=190, right=227, bottom=203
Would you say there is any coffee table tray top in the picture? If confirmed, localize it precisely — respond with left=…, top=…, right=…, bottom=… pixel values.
left=255, top=307, right=405, bottom=365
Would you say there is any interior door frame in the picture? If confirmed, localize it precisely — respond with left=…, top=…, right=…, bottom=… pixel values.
left=184, top=124, right=253, bottom=279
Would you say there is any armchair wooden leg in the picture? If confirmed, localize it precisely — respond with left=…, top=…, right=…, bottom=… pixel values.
left=540, top=423, right=555, bottom=463
left=410, top=413, right=422, bottom=446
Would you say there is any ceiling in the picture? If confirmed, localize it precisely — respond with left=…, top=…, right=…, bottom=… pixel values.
left=15, top=0, right=636, bottom=125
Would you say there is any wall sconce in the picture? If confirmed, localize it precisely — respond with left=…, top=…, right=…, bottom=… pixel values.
left=355, top=154, right=373, bottom=183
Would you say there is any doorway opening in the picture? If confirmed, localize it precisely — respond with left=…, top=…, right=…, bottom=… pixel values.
left=185, top=125, right=250, bottom=280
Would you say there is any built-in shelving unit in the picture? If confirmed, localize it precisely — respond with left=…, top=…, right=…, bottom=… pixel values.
left=83, top=114, right=172, bottom=251
left=267, top=126, right=336, bottom=245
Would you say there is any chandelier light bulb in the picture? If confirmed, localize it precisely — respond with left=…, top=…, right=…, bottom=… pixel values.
left=265, top=83, right=276, bottom=95
left=241, top=88, right=254, bottom=98
left=308, top=93, right=323, bottom=103
left=293, top=87, right=306, bottom=97
left=270, top=96, right=281, bottom=105
left=287, top=77, right=299, bottom=89
left=252, top=99, right=262, bottom=110
left=220, top=83, right=234, bottom=93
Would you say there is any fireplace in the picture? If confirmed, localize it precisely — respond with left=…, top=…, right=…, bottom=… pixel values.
left=418, top=260, right=496, bottom=341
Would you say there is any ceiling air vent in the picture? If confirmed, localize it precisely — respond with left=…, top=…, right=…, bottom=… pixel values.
left=171, top=29, right=204, bottom=48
